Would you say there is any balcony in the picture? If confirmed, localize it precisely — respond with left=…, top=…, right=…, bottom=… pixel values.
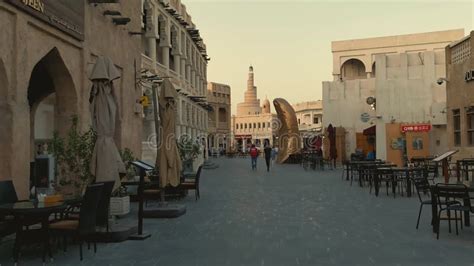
left=156, top=63, right=169, bottom=76
left=141, top=54, right=154, bottom=71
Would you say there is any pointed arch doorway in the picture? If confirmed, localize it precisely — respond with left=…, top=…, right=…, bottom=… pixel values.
left=27, top=48, right=78, bottom=187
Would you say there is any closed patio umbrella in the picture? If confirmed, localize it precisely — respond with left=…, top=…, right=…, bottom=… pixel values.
left=89, top=56, right=125, bottom=192
left=156, top=79, right=182, bottom=188
left=327, top=124, right=337, bottom=168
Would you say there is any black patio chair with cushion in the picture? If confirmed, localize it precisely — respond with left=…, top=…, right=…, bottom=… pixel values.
left=179, top=165, right=203, bottom=201
left=0, top=180, right=18, bottom=238
left=0, top=180, right=41, bottom=233
left=0, top=180, right=18, bottom=204
left=435, top=183, right=470, bottom=239
left=50, top=183, right=103, bottom=261
left=61, top=181, right=115, bottom=232
left=95, top=181, right=115, bottom=232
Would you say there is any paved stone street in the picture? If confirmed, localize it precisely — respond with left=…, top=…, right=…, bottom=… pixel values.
left=2, top=157, right=474, bottom=265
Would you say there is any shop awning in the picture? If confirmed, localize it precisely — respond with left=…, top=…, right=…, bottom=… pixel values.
left=363, top=125, right=376, bottom=136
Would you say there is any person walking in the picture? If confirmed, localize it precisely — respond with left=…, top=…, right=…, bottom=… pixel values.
left=271, top=146, right=278, bottom=164
left=264, top=143, right=272, bottom=172
left=249, top=144, right=259, bottom=170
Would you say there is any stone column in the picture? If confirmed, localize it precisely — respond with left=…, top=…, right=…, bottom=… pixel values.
left=148, top=38, right=157, bottom=63
left=173, top=53, right=181, bottom=74
left=161, top=45, right=170, bottom=68
left=175, top=124, right=181, bottom=139
left=196, top=74, right=201, bottom=94
left=144, top=2, right=157, bottom=62
left=186, top=63, right=191, bottom=83
left=215, top=106, right=219, bottom=127
left=181, top=57, right=186, bottom=79
left=201, top=78, right=206, bottom=96
left=181, top=126, right=186, bottom=139
left=176, top=98, right=182, bottom=125
left=191, top=69, right=196, bottom=89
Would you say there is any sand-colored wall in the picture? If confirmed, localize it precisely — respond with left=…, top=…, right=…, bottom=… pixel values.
left=446, top=32, right=474, bottom=160
left=0, top=2, right=142, bottom=198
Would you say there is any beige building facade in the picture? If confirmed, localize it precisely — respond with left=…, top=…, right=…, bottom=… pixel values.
left=232, top=66, right=277, bottom=151
left=323, top=29, right=464, bottom=165
left=446, top=31, right=474, bottom=160
left=293, top=100, right=323, bottom=135
left=293, top=100, right=323, bottom=149
left=0, top=0, right=143, bottom=198
left=140, top=0, right=209, bottom=163
left=207, top=82, right=231, bottom=153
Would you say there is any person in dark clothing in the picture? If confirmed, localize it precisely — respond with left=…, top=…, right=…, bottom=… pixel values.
left=264, top=143, right=272, bottom=172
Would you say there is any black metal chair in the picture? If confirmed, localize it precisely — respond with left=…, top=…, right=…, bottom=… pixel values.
left=95, top=181, right=115, bottom=232
left=350, top=163, right=360, bottom=186
left=50, top=183, right=104, bottom=260
left=413, top=177, right=432, bottom=229
left=0, top=180, right=18, bottom=204
left=180, top=165, right=203, bottom=201
left=341, top=161, right=349, bottom=181
left=376, top=168, right=395, bottom=197
left=0, top=180, right=18, bottom=238
left=434, top=183, right=470, bottom=239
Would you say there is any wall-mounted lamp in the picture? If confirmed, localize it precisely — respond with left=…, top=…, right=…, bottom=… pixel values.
left=366, top=96, right=376, bottom=110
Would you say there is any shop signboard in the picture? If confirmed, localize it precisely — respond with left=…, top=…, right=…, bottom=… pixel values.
left=400, top=124, right=431, bottom=133
left=7, top=0, right=84, bottom=41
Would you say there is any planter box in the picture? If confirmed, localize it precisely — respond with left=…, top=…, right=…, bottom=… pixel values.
left=110, top=196, right=130, bottom=216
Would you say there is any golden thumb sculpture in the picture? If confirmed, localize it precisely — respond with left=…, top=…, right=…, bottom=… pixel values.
left=273, top=98, right=301, bottom=163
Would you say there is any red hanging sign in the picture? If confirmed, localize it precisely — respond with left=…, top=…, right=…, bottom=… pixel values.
left=400, top=124, right=432, bottom=133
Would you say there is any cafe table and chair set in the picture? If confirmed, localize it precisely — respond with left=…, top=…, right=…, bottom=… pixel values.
left=343, top=157, right=474, bottom=240
left=0, top=180, right=115, bottom=264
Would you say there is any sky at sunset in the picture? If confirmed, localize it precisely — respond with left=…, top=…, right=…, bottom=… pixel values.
left=185, top=0, right=474, bottom=114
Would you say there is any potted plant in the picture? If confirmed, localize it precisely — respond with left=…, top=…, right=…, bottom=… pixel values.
left=178, top=137, right=202, bottom=172
left=109, top=148, right=138, bottom=216
left=109, top=185, right=130, bottom=216
left=50, top=116, right=96, bottom=196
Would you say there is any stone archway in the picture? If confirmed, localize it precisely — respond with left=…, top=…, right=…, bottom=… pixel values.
left=341, top=58, right=367, bottom=80
left=28, top=48, right=78, bottom=134
left=28, top=48, right=79, bottom=179
left=0, top=57, right=12, bottom=181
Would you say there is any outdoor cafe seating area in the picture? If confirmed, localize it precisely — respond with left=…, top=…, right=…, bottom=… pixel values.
left=0, top=164, right=204, bottom=264
left=342, top=155, right=474, bottom=240
left=0, top=180, right=114, bottom=263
